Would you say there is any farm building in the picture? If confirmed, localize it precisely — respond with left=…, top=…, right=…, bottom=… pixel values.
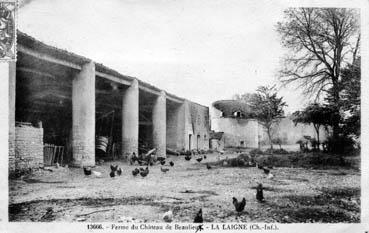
left=210, top=100, right=328, bottom=149
left=7, top=31, right=210, bottom=173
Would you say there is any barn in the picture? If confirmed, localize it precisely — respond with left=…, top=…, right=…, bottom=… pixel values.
left=7, top=31, right=210, bottom=173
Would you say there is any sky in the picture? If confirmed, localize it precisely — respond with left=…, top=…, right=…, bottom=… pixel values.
left=17, top=0, right=351, bottom=112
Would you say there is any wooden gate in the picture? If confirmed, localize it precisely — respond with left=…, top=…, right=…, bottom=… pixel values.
left=44, top=144, right=65, bottom=166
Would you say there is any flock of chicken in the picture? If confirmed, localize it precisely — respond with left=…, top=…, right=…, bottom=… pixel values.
left=83, top=153, right=274, bottom=223
left=162, top=155, right=273, bottom=223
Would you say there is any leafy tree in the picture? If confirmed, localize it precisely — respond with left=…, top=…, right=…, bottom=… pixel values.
left=277, top=8, right=360, bottom=140
left=249, top=86, right=287, bottom=149
left=292, top=103, right=334, bottom=144
left=340, top=57, right=360, bottom=137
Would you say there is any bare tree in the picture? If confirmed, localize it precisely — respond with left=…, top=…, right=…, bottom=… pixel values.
left=276, top=8, right=360, bottom=138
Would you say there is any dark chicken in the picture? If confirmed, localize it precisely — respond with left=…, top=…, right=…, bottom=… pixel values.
left=263, top=168, right=270, bottom=175
left=110, top=170, right=115, bottom=178
left=83, top=167, right=92, bottom=176
left=140, top=166, right=149, bottom=177
left=161, top=167, right=169, bottom=173
left=196, top=157, right=203, bottom=163
left=132, top=168, right=140, bottom=176
left=157, top=157, right=166, bottom=162
left=256, top=183, right=265, bottom=202
left=169, top=161, right=174, bottom=166
left=232, top=197, right=246, bottom=213
left=206, top=164, right=212, bottom=169
left=193, top=208, right=203, bottom=223
left=185, top=155, right=192, bottom=161
left=110, top=165, right=118, bottom=172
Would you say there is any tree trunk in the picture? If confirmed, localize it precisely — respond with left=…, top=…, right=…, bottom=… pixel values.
left=267, top=128, right=273, bottom=150
left=314, top=124, right=320, bottom=144
left=331, top=78, right=341, bottom=143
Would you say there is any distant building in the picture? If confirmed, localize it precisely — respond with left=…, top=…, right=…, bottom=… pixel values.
left=209, top=131, right=224, bottom=151
left=210, top=100, right=328, bottom=149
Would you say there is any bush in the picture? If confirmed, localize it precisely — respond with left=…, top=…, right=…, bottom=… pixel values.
left=249, top=148, right=263, bottom=157
left=326, top=136, right=355, bottom=154
left=9, top=168, right=33, bottom=179
left=206, top=149, right=214, bottom=153
left=265, top=148, right=289, bottom=154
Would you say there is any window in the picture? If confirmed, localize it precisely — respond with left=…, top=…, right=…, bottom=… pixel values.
left=233, top=111, right=241, bottom=117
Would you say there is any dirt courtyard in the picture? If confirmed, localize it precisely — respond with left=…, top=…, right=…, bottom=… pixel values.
left=9, top=153, right=360, bottom=223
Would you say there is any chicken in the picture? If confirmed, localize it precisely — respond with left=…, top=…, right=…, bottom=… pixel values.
left=161, top=167, right=169, bottom=173
left=157, top=157, right=166, bottom=162
left=110, top=165, right=118, bottom=172
left=204, top=155, right=207, bottom=159
left=130, top=152, right=138, bottom=165
left=206, top=164, right=212, bottom=169
left=257, top=163, right=263, bottom=169
left=163, top=210, right=173, bottom=222
left=169, top=161, right=174, bottom=166
left=256, top=183, right=265, bottom=202
left=117, top=168, right=122, bottom=176
left=193, top=208, right=203, bottom=223
left=83, top=167, right=92, bottom=176
left=185, top=155, right=192, bottom=161
left=160, top=160, right=166, bottom=166
left=140, top=167, right=149, bottom=177
left=267, top=173, right=274, bottom=179
left=40, top=207, right=54, bottom=221
left=91, top=170, right=102, bottom=177
left=263, top=168, right=270, bottom=175
left=196, top=157, right=203, bottom=163
left=232, top=197, right=246, bottom=213
left=132, top=168, right=140, bottom=176
left=110, top=170, right=115, bottom=178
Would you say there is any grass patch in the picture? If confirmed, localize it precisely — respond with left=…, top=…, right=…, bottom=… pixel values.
left=264, top=186, right=360, bottom=223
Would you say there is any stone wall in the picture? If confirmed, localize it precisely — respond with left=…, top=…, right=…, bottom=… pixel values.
left=210, top=106, right=259, bottom=148
left=211, top=102, right=329, bottom=148
left=185, top=101, right=210, bottom=151
left=14, top=124, right=44, bottom=171
left=259, top=117, right=329, bottom=145
left=166, top=103, right=185, bottom=150
left=210, top=138, right=224, bottom=151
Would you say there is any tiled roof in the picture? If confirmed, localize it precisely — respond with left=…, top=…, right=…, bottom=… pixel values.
left=17, top=30, right=185, bottom=103
left=212, top=100, right=254, bottom=118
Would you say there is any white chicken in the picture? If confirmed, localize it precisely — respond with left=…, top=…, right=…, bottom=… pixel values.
left=91, top=170, right=102, bottom=178
left=163, top=210, right=173, bottom=222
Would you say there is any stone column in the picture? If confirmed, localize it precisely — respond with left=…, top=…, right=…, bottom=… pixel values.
left=7, top=62, right=16, bottom=172
left=122, top=79, right=139, bottom=157
left=72, top=62, right=95, bottom=167
left=152, top=91, right=166, bottom=158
